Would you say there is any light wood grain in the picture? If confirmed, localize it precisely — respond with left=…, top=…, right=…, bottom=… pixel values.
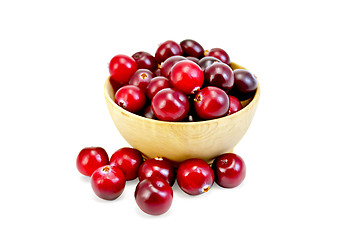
left=104, top=62, right=260, bottom=163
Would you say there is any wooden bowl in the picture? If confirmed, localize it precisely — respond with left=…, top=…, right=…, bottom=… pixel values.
left=104, top=62, right=260, bottom=164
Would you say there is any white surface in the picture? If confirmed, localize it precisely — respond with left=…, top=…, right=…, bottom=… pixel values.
left=1, top=0, right=359, bottom=239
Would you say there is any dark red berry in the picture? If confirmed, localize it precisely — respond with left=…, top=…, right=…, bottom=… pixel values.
left=177, top=158, right=214, bottom=195
left=109, top=54, right=137, bottom=91
left=132, top=51, right=158, bottom=72
left=109, top=147, right=143, bottom=180
left=228, top=96, right=243, bottom=115
left=160, top=56, right=187, bottom=77
left=194, top=86, right=230, bottom=120
left=143, top=105, right=157, bottom=119
left=233, top=69, right=258, bottom=100
left=170, top=60, right=204, bottom=95
left=146, top=76, right=171, bottom=99
left=91, top=165, right=126, bottom=200
left=155, top=40, right=183, bottom=63
left=153, top=68, right=162, bottom=76
left=198, top=56, right=221, bottom=72
left=115, top=85, right=146, bottom=113
left=185, top=95, right=201, bottom=122
left=151, top=88, right=189, bottom=121
left=180, top=39, right=204, bottom=58
left=135, top=177, right=173, bottom=216
left=204, top=62, right=234, bottom=91
left=208, top=48, right=230, bottom=65
left=212, top=153, right=246, bottom=188
left=186, top=56, right=200, bottom=64
left=138, top=157, right=175, bottom=186
left=129, top=69, right=154, bottom=93
left=76, top=147, right=109, bottom=177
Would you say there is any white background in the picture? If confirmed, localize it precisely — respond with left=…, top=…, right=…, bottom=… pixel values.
left=1, top=0, right=359, bottom=239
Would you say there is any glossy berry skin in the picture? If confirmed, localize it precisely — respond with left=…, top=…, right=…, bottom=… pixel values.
left=115, top=85, right=146, bottom=113
left=155, top=40, right=183, bottom=63
left=132, top=51, right=158, bottom=72
left=170, top=61, right=204, bottom=95
left=91, top=165, right=126, bottom=200
left=129, top=69, right=154, bottom=93
left=138, top=157, right=175, bottom=186
left=151, top=88, right=189, bottom=121
left=177, top=158, right=214, bottom=195
left=160, top=56, right=187, bottom=77
left=194, top=86, right=230, bottom=120
left=109, top=54, right=137, bottom=90
left=198, top=56, right=221, bottom=72
left=212, top=153, right=246, bottom=188
left=233, top=69, right=258, bottom=100
left=208, top=48, right=231, bottom=65
left=146, top=76, right=171, bottom=99
left=76, top=147, right=109, bottom=177
left=180, top=39, right=204, bottom=58
left=143, top=105, right=157, bottom=119
left=109, top=147, right=143, bottom=180
left=228, top=95, right=243, bottom=115
left=186, top=95, right=201, bottom=122
left=186, top=56, right=199, bottom=64
left=204, top=62, right=234, bottom=91
left=135, top=177, right=173, bottom=216
left=153, top=68, right=162, bottom=76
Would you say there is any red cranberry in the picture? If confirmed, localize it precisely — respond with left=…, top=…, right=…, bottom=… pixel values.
left=170, top=60, right=204, bottom=95
left=109, top=54, right=137, bottom=91
left=194, top=86, right=230, bottom=120
left=76, top=147, right=109, bottom=177
left=180, top=39, right=204, bottom=58
left=115, top=85, right=146, bottom=113
left=177, top=158, right=214, bottom=195
left=153, top=68, right=162, bottom=76
left=91, top=165, right=126, bottom=200
left=135, top=177, right=173, bottom=216
left=186, top=56, right=200, bottom=64
left=233, top=69, right=258, bottom=100
left=204, top=62, right=234, bottom=91
left=208, top=48, right=231, bottom=65
left=228, top=96, right=243, bottom=115
left=143, top=105, right=157, bottom=119
left=160, top=56, right=187, bottom=77
left=109, top=147, right=143, bottom=180
left=146, top=76, right=171, bottom=99
left=185, top=95, right=201, bottom=122
left=151, top=88, right=189, bottom=121
left=198, top=56, right=221, bottom=72
left=132, top=51, right=158, bottom=72
left=138, top=157, right=175, bottom=186
left=128, top=69, right=154, bottom=93
left=212, top=153, right=246, bottom=188
left=155, top=40, right=183, bottom=63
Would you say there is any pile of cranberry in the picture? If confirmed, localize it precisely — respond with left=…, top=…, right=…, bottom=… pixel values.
left=76, top=40, right=254, bottom=215
left=109, top=39, right=257, bottom=121
left=77, top=147, right=246, bottom=215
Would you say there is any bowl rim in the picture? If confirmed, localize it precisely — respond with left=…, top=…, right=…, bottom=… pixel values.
left=104, top=62, right=260, bottom=126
